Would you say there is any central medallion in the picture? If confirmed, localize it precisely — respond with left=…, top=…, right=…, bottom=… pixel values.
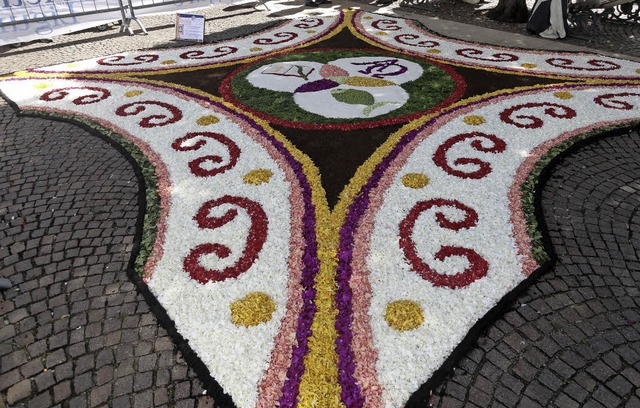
left=221, top=49, right=465, bottom=129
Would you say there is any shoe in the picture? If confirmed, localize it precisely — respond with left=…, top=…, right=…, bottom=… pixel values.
left=305, top=2, right=319, bottom=6
left=375, top=0, right=393, bottom=5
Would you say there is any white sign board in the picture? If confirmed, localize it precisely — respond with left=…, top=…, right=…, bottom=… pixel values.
left=175, top=12, right=204, bottom=42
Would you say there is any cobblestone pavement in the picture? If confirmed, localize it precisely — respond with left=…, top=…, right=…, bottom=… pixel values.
left=1, top=2, right=640, bottom=408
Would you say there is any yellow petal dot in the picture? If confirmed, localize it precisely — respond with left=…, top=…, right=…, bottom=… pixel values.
left=34, top=83, right=50, bottom=89
left=306, top=30, right=316, bottom=34
left=401, top=173, right=429, bottom=189
left=124, top=90, right=143, bottom=98
left=427, top=49, right=441, bottom=54
left=385, top=300, right=424, bottom=332
left=364, top=16, right=373, bottom=19
left=521, top=63, right=537, bottom=69
left=636, top=68, right=640, bottom=74
left=553, top=91, right=573, bottom=100
left=66, top=63, right=79, bottom=68
left=230, top=292, right=276, bottom=327
left=196, top=115, right=220, bottom=126
left=463, top=115, right=486, bottom=126
left=376, top=31, right=388, bottom=36
left=243, top=169, right=273, bottom=185
left=250, top=47, right=263, bottom=52
left=161, top=60, right=176, bottom=65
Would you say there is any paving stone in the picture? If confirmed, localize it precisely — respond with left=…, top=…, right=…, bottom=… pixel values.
left=133, top=389, right=154, bottom=408
left=53, top=380, right=72, bottom=403
left=28, top=391, right=52, bottom=408
left=114, top=375, right=134, bottom=396
left=74, top=372, right=94, bottom=394
left=0, top=369, right=21, bottom=392
left=7, top=379, right=32, bottom=405
left=34, top=369, right=56, bottom=392
left=21, top=359, right=45, bottom=378
left=90, top=383, right=111, bottom=407
left=2, top=350, right=27, bottom=372
left=133, top=372, right=153, bottom=392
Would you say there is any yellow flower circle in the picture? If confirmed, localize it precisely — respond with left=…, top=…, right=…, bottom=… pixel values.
left=243, top=169, right=274, bottom=185
left=636, top=68, right=640, bottom=74
left=196, top=115, right=220, bottom=126
left=34, top=83, right=49, bottom=89
left=520, top=63, right=537, bottom=69
left=553, top=91, right=573, bottom=100
left=161, top=60, right=176, bottom=65
left=376, top=31, right=388, bottom=36
left=401, top=173, right=430, bottom=189
left=463, top=115, right=486, bottom=126
left=385, top=300, right=424, bottom=332
left=66, top=63, right=79, bottom=68
left=306, top=30, right=316, bottom=34
left=427, top=49, right=441, bottom=54
left=250, top=47, right=263, bottom=52
left=364, top=16, right=373, bottom=20
left=230, top=292, right=276, bottom=327
left=124, top=90, right=143, bottom=98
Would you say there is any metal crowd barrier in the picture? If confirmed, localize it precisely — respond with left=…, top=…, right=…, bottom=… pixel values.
left=0, top=0, right=252, bottom=46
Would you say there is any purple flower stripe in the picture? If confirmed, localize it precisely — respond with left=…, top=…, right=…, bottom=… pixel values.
left=334, top=124, right=426, bottom=407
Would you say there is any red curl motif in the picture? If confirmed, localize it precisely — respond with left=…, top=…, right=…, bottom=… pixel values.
left=171, top=132, right=240, bottom=177
left=40, top=87, right=111, bottom=105
left=455, top=48, right=518, bottom=62
left=254, top=32, right=298, bottom=45
left=293, top=17, right=324, bottom=28
left=115, top=101, right=183, bottom=128
left=184, top=196, right=268, bottom=284
left=545, top=58, right=621, bottom=71
left=399, top=199, right=488, bottom=288
left=393, top=34, right=439, bottom=48
left=179, top=46, right=238, bottom=60
left=433, top=132, right=507, bottom=179
left=372, top=19, right=402, bottom=31
left=97, top=54, right=159, bottom=66
left=499, top=102, right=576, bottom=129
left=594, top=92, right=640, bottom=110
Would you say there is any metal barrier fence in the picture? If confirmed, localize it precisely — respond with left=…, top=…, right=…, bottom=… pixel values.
left=0, top=0, right=232, bottom=46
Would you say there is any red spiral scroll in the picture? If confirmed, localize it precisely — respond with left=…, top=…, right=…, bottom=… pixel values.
left=115, top=101, right=183, bottom=128
left=184, top=196, right=268, bottom=284
left=399, top=199, right=488, bottom=289
left=433, top=132, right=507, bottom=179
left=171, top=132, right=241, bottom=177
left=499, top=102, right=576, bottom=129
left=40, top=87, right=111, bottom=105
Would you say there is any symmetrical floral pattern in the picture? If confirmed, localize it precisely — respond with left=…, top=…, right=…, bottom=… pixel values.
left=2, top=9, right=639, bottom=408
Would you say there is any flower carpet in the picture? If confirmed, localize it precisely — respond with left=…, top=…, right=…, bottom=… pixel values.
left=1, top=9, right=639, bottom=408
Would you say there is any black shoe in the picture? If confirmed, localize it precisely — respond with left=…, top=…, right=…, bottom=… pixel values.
left=375, top=0, right=393, bottom=4
left=305, top=2, right=319, bottom=6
